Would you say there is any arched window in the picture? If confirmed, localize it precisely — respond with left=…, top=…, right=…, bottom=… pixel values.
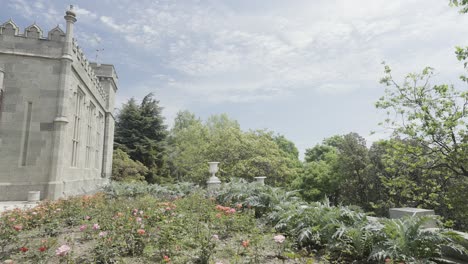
left=71, top=88, right=84, bottom=167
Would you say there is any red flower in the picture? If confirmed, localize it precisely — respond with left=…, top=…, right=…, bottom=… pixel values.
left=13, top=225, right=23, bottom=231
left=163, top=255, right=171, bottom=262
left=39, top=246, right=47, bottom=252
left=137, top=229, right=146, bottom=235
left=242, top=240, right=250, bottom=248
left=20, top=247, right=28, bottom=252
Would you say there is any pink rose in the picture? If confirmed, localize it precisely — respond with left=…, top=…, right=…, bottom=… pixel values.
left=55, top=245, right=71, bottom=256
left=273, top=234, right=286, bottom=244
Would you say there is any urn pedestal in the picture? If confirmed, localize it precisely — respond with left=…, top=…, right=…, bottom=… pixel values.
left=207, top=162, right=221, bottom=190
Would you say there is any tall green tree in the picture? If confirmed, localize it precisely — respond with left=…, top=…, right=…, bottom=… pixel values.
left=293, top=144, right=341, bottom=203
left=167, top=112, right=301, bottom=186
left=296, top=133, right=379, bottom=209
left=114, top=93, right=168, bottom=183
left=333, top=133, right=374, bottom=209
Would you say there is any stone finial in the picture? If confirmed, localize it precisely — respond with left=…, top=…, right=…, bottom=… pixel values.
left=1, top=19, right=20, bottom=36
left=24, top=23, right=43, bottom=39
left=64, top=5, right=77, bottom=23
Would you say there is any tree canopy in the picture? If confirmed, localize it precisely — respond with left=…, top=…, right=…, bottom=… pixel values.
left=166, top=112, right=302, bottom=186
left=377, top=64, right=468, bottom=178
left=114, top=93, right=168, bottom=183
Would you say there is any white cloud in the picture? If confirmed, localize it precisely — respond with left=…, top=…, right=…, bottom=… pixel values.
left=99, top=16, right=121, bottom=31
left=7, top=0, right=60, bottom=27
left=94, top=0, right=468, bottom=104
left=74, top=5, right=97, bottom=20
left=75, top=31, right=102, bottom=47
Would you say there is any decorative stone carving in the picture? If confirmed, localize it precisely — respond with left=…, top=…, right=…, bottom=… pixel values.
left=48, top=26, right=65, bottom=41
left=24, top=24, right=43, bottom=39
left=1, top=19, right=19, bottom=36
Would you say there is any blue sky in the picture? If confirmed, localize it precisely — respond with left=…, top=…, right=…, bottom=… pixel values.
left=2, top=0, right=468, bottom=158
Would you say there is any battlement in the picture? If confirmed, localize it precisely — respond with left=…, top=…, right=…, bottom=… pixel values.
left=0, top=19, right=65, bottom=41
left=71, top=39, right=108, bottom=103
left=0, top=17, right=110, bottom=104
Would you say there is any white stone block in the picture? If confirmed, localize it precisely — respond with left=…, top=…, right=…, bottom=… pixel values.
left=389, top=207, right=437, bottom=228
left=27, top=191, right=40, bottom=202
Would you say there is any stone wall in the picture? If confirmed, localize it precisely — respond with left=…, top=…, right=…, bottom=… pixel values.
left=0, top=8, right=117, bottom=201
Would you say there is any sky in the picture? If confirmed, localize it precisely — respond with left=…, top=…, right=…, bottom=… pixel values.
left=2, top=0, right=468, bottom=158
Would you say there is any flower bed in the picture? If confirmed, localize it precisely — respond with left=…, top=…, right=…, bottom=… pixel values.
left=0, top=181, right=465, bottom=263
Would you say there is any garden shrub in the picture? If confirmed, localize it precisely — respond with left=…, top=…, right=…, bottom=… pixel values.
left=1, top=181, right=466, bottom=263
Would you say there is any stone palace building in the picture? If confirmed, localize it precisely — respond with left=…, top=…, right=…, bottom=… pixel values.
left=0, top=6, right=117, bottom=200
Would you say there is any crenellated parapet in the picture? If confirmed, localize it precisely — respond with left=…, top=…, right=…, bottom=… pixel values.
left=0, top=19, right=65, bottom=41
left=71, top=39, right=108, bottom=103
left=0, top=15, right=109, bottom=105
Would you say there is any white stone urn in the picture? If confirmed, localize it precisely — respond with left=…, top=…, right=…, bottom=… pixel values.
left=254, top=176, right=266, bottom=185
left=27, top=191, right=40, bottom=202
left=207, top=162, right=221, bottom=190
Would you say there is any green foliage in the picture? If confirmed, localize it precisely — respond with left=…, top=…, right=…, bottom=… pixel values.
left=369, top=217, right=464, bottom=263
left=3, top=183, right=465, bottom=263
left=375, top=64, right=468, bottom=229
left=455, top=46, right=468, bottom=82
left=377, top=63, right=468, bottom=178
left=114, top=93, right=169, bottom=183
left=293, top=153, right=341, bottom=203
left=102, top=181, right=200, bottom=199
left=167, top=111, right=302, bottom=186
left=273, top=134, right=300, bottom=159
left=296, top=133, right=383, bottom=210
left=449, top=0, right=468, bottom=13
left=111, top=149, right=148, bottom=182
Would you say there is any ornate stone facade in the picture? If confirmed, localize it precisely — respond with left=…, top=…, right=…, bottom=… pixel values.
left=0, top=6, right=117, bottom=200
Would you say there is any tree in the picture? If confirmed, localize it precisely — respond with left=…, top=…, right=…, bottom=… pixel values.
left=166, top=112, right=301, bottom=186
left=377, top=64, right=468, bottom=178
left=376, top=64, right=468, bottom=229
left=166, top=111, right=209, bottom=183
left=297, top=133, right=378, bottom=209
left=273, top=134, right=300, bottom=159
left=332, top=133, right=374, bottom=209
left=111, top=149, right=148, bottom=182
left=449, top=0, right=468, bottom=13
left=114, top=93, right=168, bottom=183
left=293, top=145, right=341, bottom=203
left=304, top=143, right=335, bottom=163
